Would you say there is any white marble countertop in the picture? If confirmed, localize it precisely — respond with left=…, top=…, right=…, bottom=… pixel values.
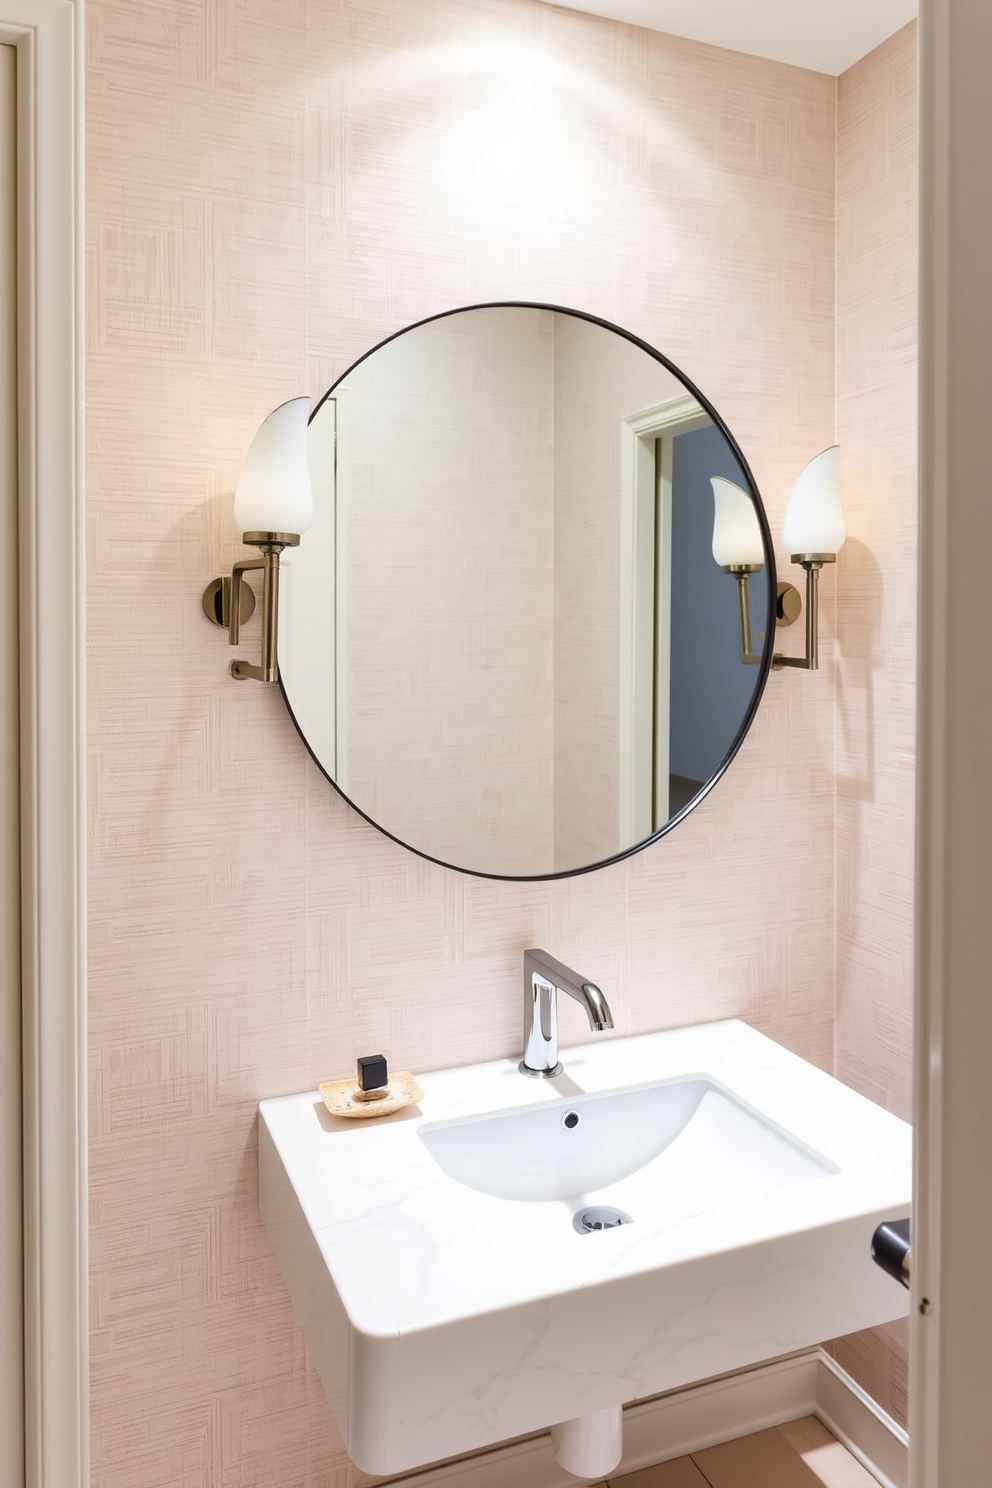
left=261, top=1019, right=910, bottom=1336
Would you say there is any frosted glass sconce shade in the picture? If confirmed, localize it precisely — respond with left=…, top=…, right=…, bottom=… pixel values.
left=710, top=478, right=765, bottom=569
left=782, top=445, right=844, bottom=558
left=233, top=397, right=313, bottom=537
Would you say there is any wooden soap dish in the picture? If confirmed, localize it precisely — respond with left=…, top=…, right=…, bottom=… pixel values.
left=319, top=1071, right=423, bottom=1120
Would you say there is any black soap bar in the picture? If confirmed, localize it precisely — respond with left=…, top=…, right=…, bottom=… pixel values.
left=357, top=1054, right=388, bottom=1092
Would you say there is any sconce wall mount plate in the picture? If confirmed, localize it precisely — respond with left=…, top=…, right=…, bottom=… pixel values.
left=202, top=576, right=255, bottom=628
left=776, top=582, right=802, bottom=627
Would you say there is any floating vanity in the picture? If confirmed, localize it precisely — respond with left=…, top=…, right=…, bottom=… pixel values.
left=257, top=1019, right=910, bottom=1478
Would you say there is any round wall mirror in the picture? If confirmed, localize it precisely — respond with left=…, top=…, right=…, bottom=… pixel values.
left=279, top=303, right=775, bottom=878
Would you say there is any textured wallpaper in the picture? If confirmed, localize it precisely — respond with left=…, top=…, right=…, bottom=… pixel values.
left=85, top=1, right=850, bottom=1483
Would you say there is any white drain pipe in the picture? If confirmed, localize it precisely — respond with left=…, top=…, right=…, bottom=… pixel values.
left=551, top=1405, right=623, bottom=1478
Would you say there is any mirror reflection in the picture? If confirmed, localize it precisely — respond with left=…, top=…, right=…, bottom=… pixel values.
left=280, top=305, right=771, bottom=877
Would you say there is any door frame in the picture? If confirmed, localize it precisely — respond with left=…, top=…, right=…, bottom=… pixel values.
left=913, top=0, right=992, bottom=1480
left=0, top=3, right=86, bottom=1485
left=618, top=394, right=711, bottom=843
left=0, top=5, right=977, bottom=1486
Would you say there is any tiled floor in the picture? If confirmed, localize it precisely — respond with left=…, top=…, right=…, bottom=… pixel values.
left=595, top=1417, right=880, bottom=1488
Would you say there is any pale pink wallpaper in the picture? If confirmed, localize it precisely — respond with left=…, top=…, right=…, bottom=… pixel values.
left=85, top=1, right=853, bottom=1484
left=829, top=21, right=918, bottom=1428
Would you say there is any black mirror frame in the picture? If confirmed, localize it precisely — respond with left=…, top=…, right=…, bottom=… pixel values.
left=281, top=300, right=777, bottom=881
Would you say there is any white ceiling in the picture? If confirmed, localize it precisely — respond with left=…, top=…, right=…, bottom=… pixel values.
left=535, top=0, right=917, bottom=76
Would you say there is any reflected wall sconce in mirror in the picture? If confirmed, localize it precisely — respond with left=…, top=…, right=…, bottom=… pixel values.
left=710, top=476, right=769, bottom=665
left=202, top=398, right=312, bottom=682
left=711, top=445, right=844, bottom=674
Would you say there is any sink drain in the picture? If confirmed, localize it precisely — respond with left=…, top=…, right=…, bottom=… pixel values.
left=573, top=1205, right=633, bottom=1234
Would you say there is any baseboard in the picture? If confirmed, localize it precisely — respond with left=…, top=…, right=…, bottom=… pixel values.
left=380, top=1349, right=909, bottom=1488
left=814, top=1352, right=909, bottom=1488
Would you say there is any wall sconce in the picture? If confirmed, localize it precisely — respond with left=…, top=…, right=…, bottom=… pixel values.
left=775, top=444, right=845, bottom=672
left=711, top=446, right=844, bottom=674
left=202, top=398, right=312, bottom=682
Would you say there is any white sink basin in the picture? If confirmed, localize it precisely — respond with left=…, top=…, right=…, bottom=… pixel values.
left=420, top=1075, right=836, bottom=1202
left=258, top=1019, right=910, bottom=1477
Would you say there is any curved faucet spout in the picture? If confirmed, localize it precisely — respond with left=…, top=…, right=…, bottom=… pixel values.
left=574, top=979, right=614, bottom=1032
left=520, top=948, right=614, bottom=1078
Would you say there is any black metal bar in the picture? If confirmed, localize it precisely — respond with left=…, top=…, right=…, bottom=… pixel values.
left=871, top=1217, right=911, bottom=1288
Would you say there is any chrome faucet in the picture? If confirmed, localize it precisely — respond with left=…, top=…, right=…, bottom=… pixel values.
left=519, top=948, right=614, bottom=1078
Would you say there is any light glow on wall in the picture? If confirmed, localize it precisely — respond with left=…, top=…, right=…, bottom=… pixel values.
left=336, top=32, right=740, bottom=257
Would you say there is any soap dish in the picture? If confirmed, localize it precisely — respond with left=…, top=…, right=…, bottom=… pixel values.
left=319, top=1071, right=423, bottom=1120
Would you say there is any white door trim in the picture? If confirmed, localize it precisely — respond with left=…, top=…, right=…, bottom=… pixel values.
left=0, top=37, right=24, bottom=1484
left=914, top=0, right=992, bottom=1481
left=0, top=3, right=87, bottom=1485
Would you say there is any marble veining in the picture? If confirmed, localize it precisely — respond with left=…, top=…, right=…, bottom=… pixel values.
left=258, top=1020, right=910, bottom=1476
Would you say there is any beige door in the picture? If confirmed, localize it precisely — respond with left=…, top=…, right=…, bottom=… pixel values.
left=0, top=39, right=23, bottom=1487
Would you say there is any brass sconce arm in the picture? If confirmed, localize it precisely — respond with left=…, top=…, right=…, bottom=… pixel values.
left=725, top=564, right=764, bottom=665
left=203, top=530, right=300, bottom=683
left=772, top=554, right=834, bottom=671
left=202, top=398, right=312, bottom=684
